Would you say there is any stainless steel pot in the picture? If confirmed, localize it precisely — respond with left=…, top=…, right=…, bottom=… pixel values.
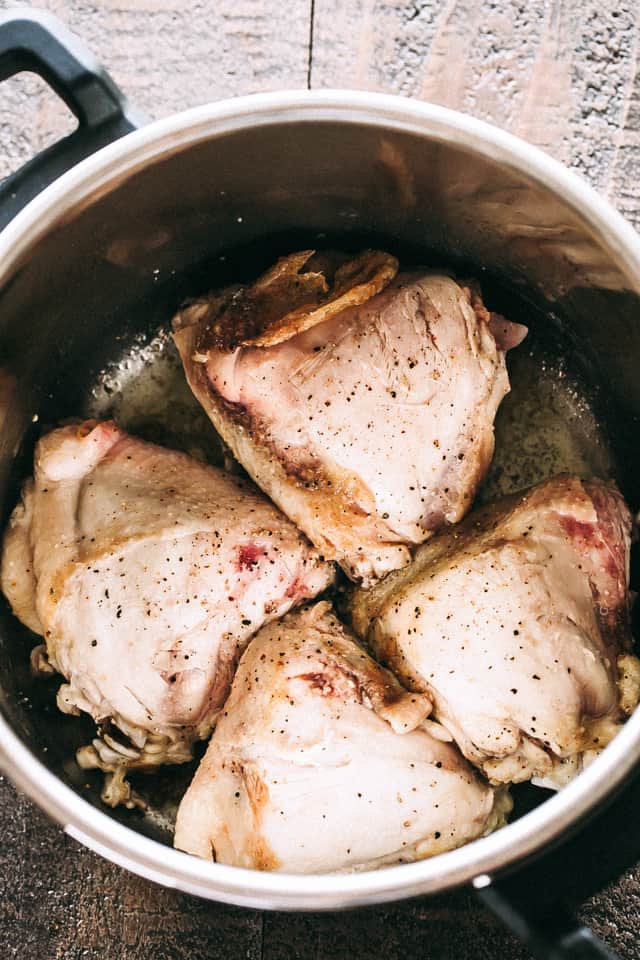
left=1, top=11, right=639, bottom=959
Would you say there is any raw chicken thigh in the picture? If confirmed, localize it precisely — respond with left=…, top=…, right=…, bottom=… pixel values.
left=174, top=602, right=510, bottom=872
left=173, top=250, right=526, bottom=585
left=350, top=475, right=640, bottom=788
left=1, top=420, right=333, bottom=805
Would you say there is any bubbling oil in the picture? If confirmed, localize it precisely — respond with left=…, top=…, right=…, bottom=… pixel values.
left=87, top=329, right=226, bottom=466
left=74, top=265, right=618, bottom=835
left=480, top=342, right=615, bottom=504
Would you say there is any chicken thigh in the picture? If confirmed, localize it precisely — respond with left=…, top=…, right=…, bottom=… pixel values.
left=1, top=420, right=333, bottom=805
left=173, top=250, right=526, bottom=585
left=174, top=602, right=510, bottom=872
left=350, top=475, right=640, bottom=788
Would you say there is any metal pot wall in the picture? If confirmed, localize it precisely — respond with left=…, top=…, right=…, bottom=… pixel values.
left=1, top=11, right=640, bottom=959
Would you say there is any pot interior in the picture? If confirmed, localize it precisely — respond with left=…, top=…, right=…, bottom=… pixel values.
left=0, top=111, right=638, bottom=855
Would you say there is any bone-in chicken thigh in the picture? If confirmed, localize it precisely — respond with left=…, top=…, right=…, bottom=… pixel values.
left=1, top=421, right=333, bottom=804
left=174, top=602, right=509, bottom=872
left=173, top=251, right=526, bottom=584
left=350, top=476, right=640, bottom=788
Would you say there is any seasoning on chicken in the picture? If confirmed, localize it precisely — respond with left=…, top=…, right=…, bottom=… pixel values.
left=173, top=250, right=527, bottom=586
left=350, top=475, right=640, bottom=788
left=1, top=420, right=333, bottom=806
left=174, top=602, right=510, bottom=872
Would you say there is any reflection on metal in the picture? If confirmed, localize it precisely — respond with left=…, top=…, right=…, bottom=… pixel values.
left=0, top=91, right=639, bottom=909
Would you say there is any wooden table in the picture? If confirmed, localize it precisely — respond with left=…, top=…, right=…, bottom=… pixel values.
left=1, top=1, right=640, bottom=956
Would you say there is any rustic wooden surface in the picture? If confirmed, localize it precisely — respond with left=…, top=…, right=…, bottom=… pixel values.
left=1, top=1, right=640, bottom=957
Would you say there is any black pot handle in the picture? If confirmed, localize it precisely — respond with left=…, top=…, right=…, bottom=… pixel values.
left=1, top=10, right=637, bottom=960
left=474, top=759, right=640, bottom=959
left=0, top=7, right=147, bottom=230
left=477, top=885, right=620, bottom=959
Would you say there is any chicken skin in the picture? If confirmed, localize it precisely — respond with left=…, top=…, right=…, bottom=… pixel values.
left=1, top=421, right=333, bottom=805
left=173, top=250, right=526, bottom=585
left=174, top=602, right=510, bottom=872
left=350, top=476, right=640, bottom=788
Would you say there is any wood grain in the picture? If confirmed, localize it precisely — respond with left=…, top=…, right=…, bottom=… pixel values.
left=310, top=0, right=640, bottom=228
left=0, top=776, right=534, bottom=960
left=0, top=0, right=311, bottom=179
left=2, top=2, right=640, bottom=958
left=1, top=770, right=637, bottom=959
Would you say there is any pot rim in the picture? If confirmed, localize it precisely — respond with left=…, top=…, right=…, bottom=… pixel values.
left=1, top=88, right=640, bottom=910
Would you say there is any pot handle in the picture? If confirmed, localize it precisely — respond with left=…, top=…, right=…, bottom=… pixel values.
left=476, top=884, right=620, bottom=959
left=473, top=760, right=640, bottom=959
left=0, top=8, right=147, bottom=230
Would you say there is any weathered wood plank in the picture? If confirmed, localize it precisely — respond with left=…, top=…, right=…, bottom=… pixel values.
left=2, top=2, right=640, bottom=959
left=0, top=776, right=265, bottom=960
left=0, top=0, right=311, bottom=179
left=1, top=771, right=639, bottom=960
left=310, top=0, right=640, bottom=228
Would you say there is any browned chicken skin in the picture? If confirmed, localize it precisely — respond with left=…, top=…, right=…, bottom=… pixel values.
left=350, top=475, right=640, bottom=787
left=173, top=250, right=526, bottom=584
left=1, top=420, right=333, bottom=805
left=174, top=602, right=510, bottom=872
left=4, top=242, right=638, bottom=872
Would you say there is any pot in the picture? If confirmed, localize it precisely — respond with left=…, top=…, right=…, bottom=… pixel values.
left=1, top=10, right=639, bottom=959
